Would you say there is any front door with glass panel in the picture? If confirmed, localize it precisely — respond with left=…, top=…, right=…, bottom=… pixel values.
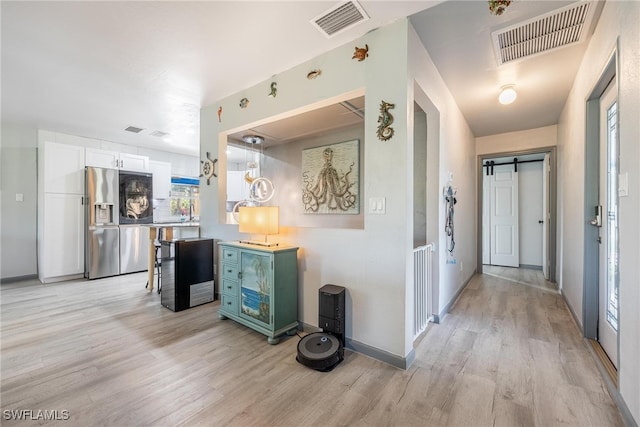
left=598, top=78, right=619, bottom=368
left=239, top=251, right=272, bottom=327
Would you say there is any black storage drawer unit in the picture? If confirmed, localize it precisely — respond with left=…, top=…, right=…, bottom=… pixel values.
left=161, top=238, right=215, bottom=312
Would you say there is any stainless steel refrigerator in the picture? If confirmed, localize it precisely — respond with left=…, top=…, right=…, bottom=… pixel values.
left=85, top=167, right=120, bottom=279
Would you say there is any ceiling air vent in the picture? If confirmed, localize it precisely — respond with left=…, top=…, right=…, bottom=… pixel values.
left=311, top=1, right=369, bottom=38
left=491, top=1, right=596, bottom=65
left=124, top=125, right=144, bottom=134
left=149, top=130, right=169, bottom=138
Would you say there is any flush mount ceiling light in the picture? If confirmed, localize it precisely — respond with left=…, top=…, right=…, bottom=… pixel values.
left=499, top=86, right=517, bottom=105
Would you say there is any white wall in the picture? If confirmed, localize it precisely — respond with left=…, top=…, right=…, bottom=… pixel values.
left=518, top=162, right=543, bottom=267
left=476, top=125, right=557, bottom=156
left=408, top=24, right=477, bottom=325
left=1, top=124, right=38, bottom=279
left=557, top=1, right=640, bottom=422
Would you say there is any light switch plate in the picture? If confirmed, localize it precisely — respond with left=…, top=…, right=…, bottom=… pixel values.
left=619, top=172, right=629, bottom=197
left=369, top=197, right=386, bottom=214
left=15, top=193, right=24, bottom=202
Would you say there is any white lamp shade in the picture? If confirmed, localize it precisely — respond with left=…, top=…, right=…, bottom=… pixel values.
left=238, top=206, right=279, bottom=235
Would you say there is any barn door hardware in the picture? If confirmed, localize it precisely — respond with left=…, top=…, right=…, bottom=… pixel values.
left=483, top=157, right=544, bottom=175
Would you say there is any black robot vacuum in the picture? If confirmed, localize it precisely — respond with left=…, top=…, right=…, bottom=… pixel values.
left=296, top=332, right=343, bottom=372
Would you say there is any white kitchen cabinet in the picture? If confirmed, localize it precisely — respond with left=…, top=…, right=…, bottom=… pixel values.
left=40, top=193, right=85, bottom=281
left=85, top=147, right=119, bottom=169
left=171, top=154, right=200, bottom=178
left=120, top=152, right=149, bottom=171
left=38, top=141, right=86, bottom=283
left=86, top=147, right=149, bottom=171
left=44, top=142, right=85, bottom=194
left=227, top=170, right=250, bottom=201
left=149, top=160, right=171, bottom=199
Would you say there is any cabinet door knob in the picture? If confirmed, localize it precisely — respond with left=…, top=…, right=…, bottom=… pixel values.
left=227, top=286, right=232, bottom=289
left=227, top=301, right=232, bottom=305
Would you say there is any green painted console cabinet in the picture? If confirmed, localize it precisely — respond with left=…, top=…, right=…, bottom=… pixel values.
left=218, top=241, right=299, bottom=344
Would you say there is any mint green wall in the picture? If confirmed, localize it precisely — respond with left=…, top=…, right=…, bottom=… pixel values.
left=200, top=20, right=414, bottom=359
left=201, top=18, right=479, bottom=363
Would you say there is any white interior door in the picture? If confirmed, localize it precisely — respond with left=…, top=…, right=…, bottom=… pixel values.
left=490, top=165, right=519, bottom=267
left=542, top=154, right=550, bottom=279
left=598, top=78, right=618, bottom=368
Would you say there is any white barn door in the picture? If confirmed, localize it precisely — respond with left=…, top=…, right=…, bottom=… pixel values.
left=490, top=165, right=519, bottom=267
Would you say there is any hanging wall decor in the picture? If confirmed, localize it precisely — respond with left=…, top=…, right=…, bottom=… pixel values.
left=488, top=0, right=512, bottom=15
left=376, top=100, right=395, bottom=141
left=306, top=69, right=322, bottom=80
left=217, top=106, right=223, bottom=122
left=301, top=139, right=359, bottom=214
left=268, top=82, right=277, bottom=98
left=352, top=44, right=369, bottom=61
left=200, top=152, right=218, bottom=185
left=239, top=98, right=249, bottom=109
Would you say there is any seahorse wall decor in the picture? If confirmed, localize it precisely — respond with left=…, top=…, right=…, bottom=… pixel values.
left=377, top=100, right=395, bottom=141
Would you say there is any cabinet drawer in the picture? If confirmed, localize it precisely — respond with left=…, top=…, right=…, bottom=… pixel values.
left=221, top=294, right=238, bottom=315
left=221, top=278, right=238, bottom=296
left=222, top=264, right=239, bottom=280
left=221, top=247, right=238, bottom=264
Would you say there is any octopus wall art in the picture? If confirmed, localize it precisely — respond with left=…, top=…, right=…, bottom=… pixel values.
left=301, top=140, right=359, bottom=214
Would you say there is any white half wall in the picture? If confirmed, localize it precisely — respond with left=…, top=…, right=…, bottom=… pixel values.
left=557, top=1, right=640, bottom=423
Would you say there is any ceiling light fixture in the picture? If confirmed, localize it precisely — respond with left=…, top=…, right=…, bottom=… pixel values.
left=499, top=85, right=517, bottom=105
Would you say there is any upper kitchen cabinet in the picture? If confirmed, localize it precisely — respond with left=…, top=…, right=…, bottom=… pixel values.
left=149, top=160, right=171, bottom=199
left=42, top=141, right=85, bottom=195
left=171, top=154, right=200, bottom=178
left=86, top=147, right=149, bottom=172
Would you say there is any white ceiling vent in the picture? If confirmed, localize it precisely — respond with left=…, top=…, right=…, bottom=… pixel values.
left=149, top=130, right=169, bottom=138
left=492, top=1, right=596, bottom=65
left=311, top=1, right=369, bottom=38
left=124, top=125, right=144, bottom=134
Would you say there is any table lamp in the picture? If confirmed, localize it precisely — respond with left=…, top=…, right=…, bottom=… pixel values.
left=238, top=206, right=279, bottom=247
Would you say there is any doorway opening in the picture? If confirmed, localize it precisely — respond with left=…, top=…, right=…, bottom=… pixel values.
left=476, top=147, right=557, bottom=284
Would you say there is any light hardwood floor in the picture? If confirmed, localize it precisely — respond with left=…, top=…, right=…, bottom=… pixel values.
left=1, top=271, right=623, bottom=426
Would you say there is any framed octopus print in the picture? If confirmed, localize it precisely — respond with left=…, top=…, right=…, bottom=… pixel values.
left=301, top=139, right=359, bottom=214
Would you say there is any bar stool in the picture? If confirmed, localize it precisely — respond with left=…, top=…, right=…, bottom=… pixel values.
left=145, top=242, right=162, bottom=293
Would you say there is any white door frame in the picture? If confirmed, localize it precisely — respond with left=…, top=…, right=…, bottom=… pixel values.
left=583, top=52, right=617, bottom=342
left=476, top=147, right=557, bottom=282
